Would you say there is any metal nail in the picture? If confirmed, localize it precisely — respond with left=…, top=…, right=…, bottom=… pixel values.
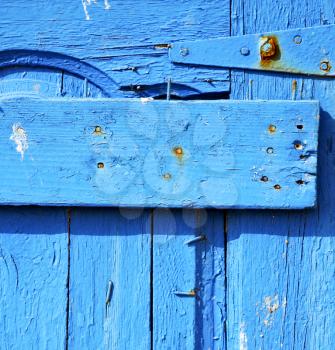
left=184, top=235, right=206, bottom=245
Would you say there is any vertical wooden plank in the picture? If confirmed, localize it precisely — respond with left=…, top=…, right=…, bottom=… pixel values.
left=152, top=1, right=230, bottom=347
left=153, top=209, right=225, bottom=349
left=228, top=1, right=335, bottom=349
left=68, top=208, right=151, bottom=349
left=0, top=67, right=68, bottom=348
left=0, top=207, right=68, bottom=349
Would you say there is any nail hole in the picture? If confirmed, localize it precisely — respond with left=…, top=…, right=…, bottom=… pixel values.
left=294, top=141, right=303, bottom=150
left=296, top=179, right=305, bottom=185
left=173, top=146, right=184, bottom=158
left=274, top=184, right=281, bottom=190
left=300, top=154, right=308, bottom=160
left=296, top=124, right=304, bottom=130
left=260, top=176, right=269, bottom=182
left=268, top=124, right=276, bottom=133
left=266, top=147, right=274, bottom=154
left=163, top=173, right=172, bottom=180
left=97, top=162, right=104, bottom=169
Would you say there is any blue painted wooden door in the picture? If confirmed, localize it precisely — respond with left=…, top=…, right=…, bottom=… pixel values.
left=0, top=1, right=334, bottom=350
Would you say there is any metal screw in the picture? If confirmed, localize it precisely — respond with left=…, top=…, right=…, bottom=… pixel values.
left=180, top=47, right=189, bottom=57
left=184, top=235, right=206, bottom=245
left=240, top=47, right=250, bottom=56
left=293, top=35, right=302, bottom=44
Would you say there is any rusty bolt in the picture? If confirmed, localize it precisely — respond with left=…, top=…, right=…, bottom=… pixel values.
left=240, top=47, right=250, bottom=56
left=320, top=60, right=331, bottom=72
left=260, top=37, right=276, bottom=59
left=180, top=47, right=189, bottom=57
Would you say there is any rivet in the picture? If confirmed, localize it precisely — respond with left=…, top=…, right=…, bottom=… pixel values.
left=296, top=179, right=305, bottom=185
left=260, top=176, right=269, bottom=182
left=240, top=47, right=250, bottom=56
left=180, top=47, right=189, bottom=57
left=97, top=162, right=105, bottom=169
left=268, top=124, right=276, bottom=133
left=293, top=35, right=302, bottom=44
left=274, top=184, right=281, bottom=190
left=266, top=147, right=274, bottom=154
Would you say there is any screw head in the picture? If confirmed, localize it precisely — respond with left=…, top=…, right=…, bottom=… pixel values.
left=180, top=47, right=189, bottom=57
left=240, top=47, right=250, bottom=56
left=293, top=35, right=302, bottom=44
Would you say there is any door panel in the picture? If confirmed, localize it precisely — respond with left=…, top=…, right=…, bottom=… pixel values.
left=228, top=1, right=335, bottom=349
left=1, top=1, right=334, bottom=349
left=0, top=0, right=230, bottom=98
left=68, top=208, right=151, bottom=349
left=153, top=209, right=225, bottom=349
left=0, top=207, right=68, bottom=350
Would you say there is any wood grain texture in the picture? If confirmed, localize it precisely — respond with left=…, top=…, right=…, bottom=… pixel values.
left=68, top=208, right=151, bottom=350
left=0, top=98, right=318, bottom=208
left=0, top=207, right=68, bottom=349
left=227, top=1, right=335, bottom=349
left=0, top=0, right=230, bottom=97
left=153, top=209, right=225, bottom=349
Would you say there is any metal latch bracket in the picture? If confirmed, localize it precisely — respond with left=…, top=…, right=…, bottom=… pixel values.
left=169, top=25, right=334, bottom=77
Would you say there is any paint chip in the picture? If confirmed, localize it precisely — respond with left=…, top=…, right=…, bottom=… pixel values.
left=140, top=97, right=154, bottom=103
left=239, top=322, right=248, bottom=350
left=10, top=123, right=28, bottom=159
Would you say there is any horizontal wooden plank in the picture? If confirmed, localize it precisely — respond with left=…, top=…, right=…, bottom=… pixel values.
left=0, top=0, right=230, bottom=97
left=0, top=98, right=319, bottom=208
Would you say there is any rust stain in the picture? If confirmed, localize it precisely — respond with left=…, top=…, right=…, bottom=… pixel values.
left=291, top=79, right=297, bottom=99
left=162, top=173, right=172, bottom=180
left=187, top=289, right=197, bottom=297
left=259, top=36, right=281, bottom=68
left=172, top=146, right=184, bottom=160
left=154, top=43, right=171, bottom=50
left=93, top=126, right=104, bottom=136
left=268, top=124, right=276, bottom=133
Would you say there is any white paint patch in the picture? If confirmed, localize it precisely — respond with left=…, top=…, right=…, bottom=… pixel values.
left=81, top=0, right=111, bottom=20
left=258, top=294, right=280, bottom=327
left=140, top=97, right=154, bottom=103
left=10, top=123, right=28, bottom=159
left=104, top=0, right=111, bottom=10
left=239, top=322, right=248, bottom=350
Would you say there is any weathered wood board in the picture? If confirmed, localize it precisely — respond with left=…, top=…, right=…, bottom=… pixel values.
left=0, top=0, right=230, bottom=98
left=226, top=0, right=335, bottom=349
left=0, top=98, right=318, bottom=208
